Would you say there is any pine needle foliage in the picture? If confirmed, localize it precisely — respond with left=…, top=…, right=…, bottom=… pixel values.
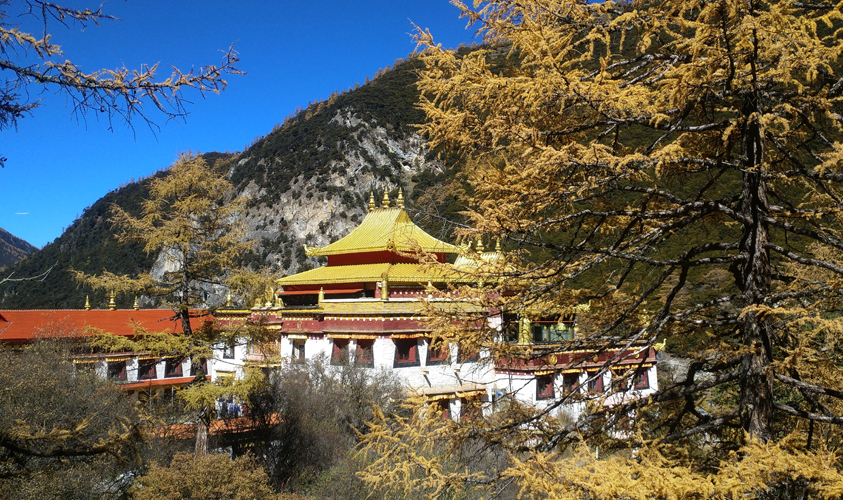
left=74, top=153, right=274, bottom=455
left=360, top=0, right=843, bottom=497
left=75, top=153, right=253, bottom=332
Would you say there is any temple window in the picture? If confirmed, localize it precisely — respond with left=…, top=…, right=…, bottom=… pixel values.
left=192, top=358, right=208, bottom=377
left=165, top=359, right=183, bottom=378
left=536, top=374, right=555, bottom=400
left=426, top=341, right=450, bottom=365
left=587, top=374, right=604, bottom=393
left=355, top=341, right=374, bottom=367
left=501, top=313, right=519, bottom=343
left=223, top=343, right=235, bottom=359
left=634, top=370, right=650, bottom=390
left=73, top=360, right=97, bottom=376
left=394, top=339, right=419, bottom=367
left=531, top=320, right=575, bottom=343
left=138, top=360, right=157, bottom=380
left=562, top=373, right=579, bottom=394
left=460, top=397, right=482, bottom=420
left=332, top=340, right=349, bottom=365
left=107, top=361, right=126, bottom=381
left=292, top=340, right=305, bottom=363
left=435, top=399, right=450, bottom=420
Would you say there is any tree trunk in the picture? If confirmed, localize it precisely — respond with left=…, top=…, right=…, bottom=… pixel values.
left=737, top=94, right=774, bottom=443
left=195, top=405, right=210, bottom=456
left=180, top=262, right=193, bottom=337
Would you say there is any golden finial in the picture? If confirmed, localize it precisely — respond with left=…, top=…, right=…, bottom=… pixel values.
left=476, top=238, right=484, bottom=252
left=84, top=295, right=91, bottom=311
left=253, top=297, right=261, bottom=309
left=226, top=292, right=232, bottom=308
left=654, top=338, right=667, bottom=352
left=108, top=290, right=116, bottom=311
left=265, top=286, right=274, bottom=307
left=318, top=287, right=325, bottom=304
left=397, top=188, right=405, bottom=208
left=368, top=193, right=376, bottom=211
left=382, top=190, right=390, bottom=208
left=495, top=239, right=501, bottom=252
left=133, top=296, right=139, bottom=310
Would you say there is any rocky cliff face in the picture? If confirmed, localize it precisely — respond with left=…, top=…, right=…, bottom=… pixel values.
left=234, top=108, right=443, bottom=276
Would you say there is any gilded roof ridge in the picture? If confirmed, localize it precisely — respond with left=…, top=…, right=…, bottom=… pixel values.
left=309, top=206, right=459, bottom=257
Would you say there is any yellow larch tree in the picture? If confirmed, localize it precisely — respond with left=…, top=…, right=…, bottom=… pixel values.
left=359, top=0, right=843, bottom=497
left=76, top=154, right=275, bottom=456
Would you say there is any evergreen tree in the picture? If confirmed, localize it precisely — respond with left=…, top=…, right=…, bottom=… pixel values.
left=76, top=154, right=272, bottom=456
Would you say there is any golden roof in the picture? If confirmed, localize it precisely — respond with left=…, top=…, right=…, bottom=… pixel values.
left=454, top=251, right=503, bottom=269
left=277, top=262, right=471, bottom=286
left=305, top=207, right=459, bottom=257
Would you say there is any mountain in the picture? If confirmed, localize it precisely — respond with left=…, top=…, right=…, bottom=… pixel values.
left=0, top=228, right=37, bottom=270
left=0, top=55, right=466, bottom=310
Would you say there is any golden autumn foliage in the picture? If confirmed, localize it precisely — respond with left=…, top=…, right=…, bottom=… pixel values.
left=130, top=452, right=290, bottom=500
left=359, top=0, right=843, bottom=497
left=75, top=154, right=276, bottom=456
left=75, top=153, right=253, bottom=333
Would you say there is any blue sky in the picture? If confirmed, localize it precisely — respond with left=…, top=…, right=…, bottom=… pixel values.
left=1, top=1, right=477, bottom=248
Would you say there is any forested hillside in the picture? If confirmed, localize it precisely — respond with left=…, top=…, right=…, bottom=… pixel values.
left=0, top=55, right=464, bottom=309
left=0, top=228, right=37, bottom=270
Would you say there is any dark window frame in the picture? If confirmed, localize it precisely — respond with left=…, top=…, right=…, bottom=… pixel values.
left=331, top=339, right=349, bottom=365
left=192, top=357, right=208, bottom=377
left=531, top=320, right=575, bottom=343
left=355, top=340, right=374, bottom=367
left=138, top=359, right=157, bottom=380
left=587, top=374, right=604, bottom=393
left=107, top=361, right=127, bottom=381
left=634, top=370, right=650, bottom=390
left=562, top=373, right=579, bottom=394
left=393, top=339, right=420, bottom=367
left=536, top=374, right=555, bottom=400
left=165, top=358, right=183, bottom=378
left=292, top=340, right=305, bottom=363
left=426, top=341, right=450, bottom=365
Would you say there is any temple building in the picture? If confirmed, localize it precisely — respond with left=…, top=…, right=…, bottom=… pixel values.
left=218, top=190, right=659, bottom=419
left=0, top=297, right=230, bottom=404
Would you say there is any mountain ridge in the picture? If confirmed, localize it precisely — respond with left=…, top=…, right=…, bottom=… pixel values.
left=0, top=55, right=465, bottom=310
left=0, top=228, right=38, bottom=270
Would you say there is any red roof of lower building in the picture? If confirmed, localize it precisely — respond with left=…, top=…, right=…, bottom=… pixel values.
left=0, top=309, right=213, bottom=342
left=121, top=375, right=210, bottom=390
